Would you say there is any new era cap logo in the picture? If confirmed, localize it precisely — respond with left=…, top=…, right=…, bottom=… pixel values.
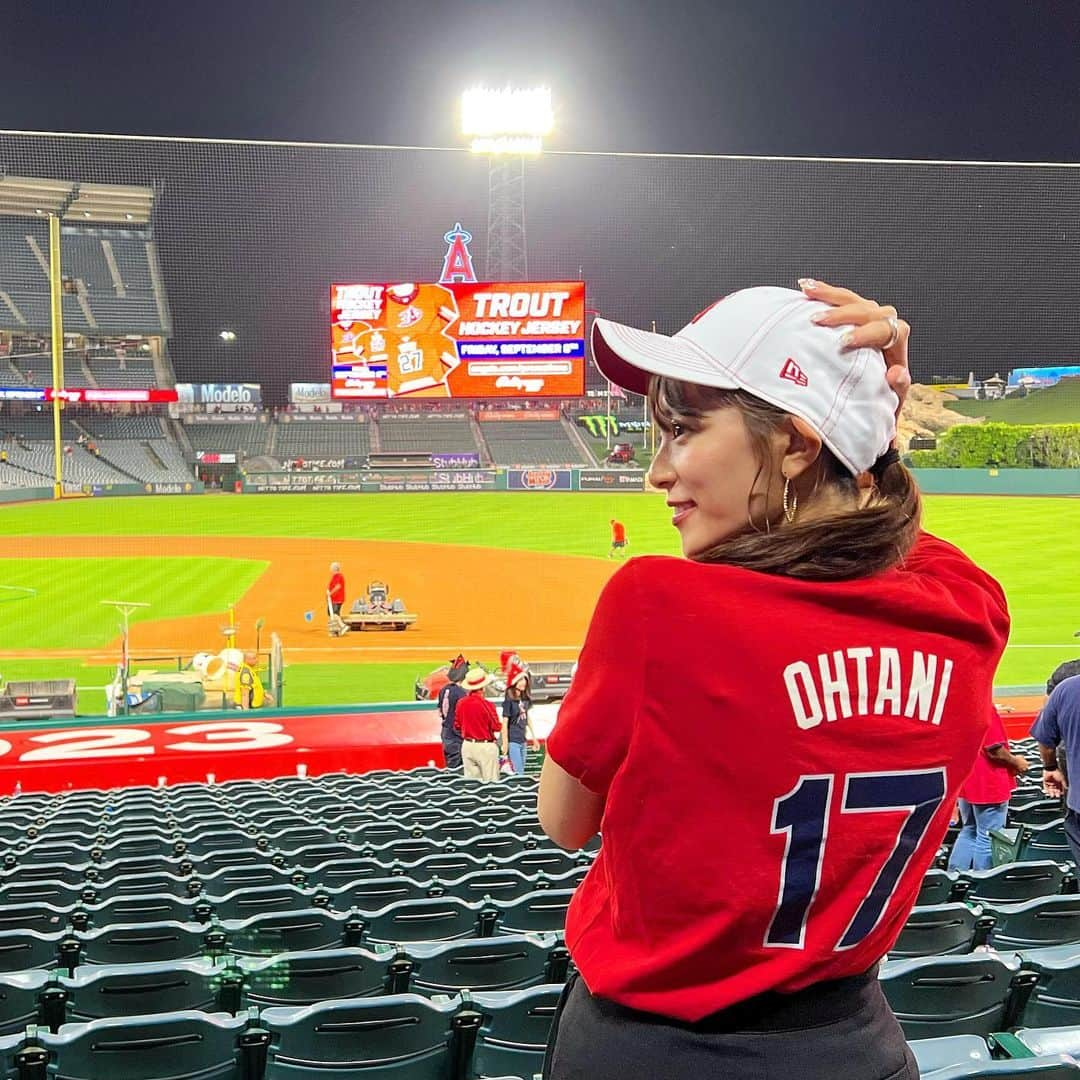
left=780, top=358, right=808, bottom=387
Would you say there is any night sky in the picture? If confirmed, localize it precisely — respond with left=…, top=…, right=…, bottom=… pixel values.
left=3, top=0, right=1080, bottom=160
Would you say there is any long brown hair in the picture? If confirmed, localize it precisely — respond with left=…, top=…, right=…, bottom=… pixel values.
left=648, top=377, right=921, bottom=580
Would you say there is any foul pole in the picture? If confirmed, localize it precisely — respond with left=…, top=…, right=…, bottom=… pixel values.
left=47, top=214, right=64, bottom=500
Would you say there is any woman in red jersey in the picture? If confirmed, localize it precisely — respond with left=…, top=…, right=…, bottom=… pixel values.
left=539, top=280, right=1010, bottom=1080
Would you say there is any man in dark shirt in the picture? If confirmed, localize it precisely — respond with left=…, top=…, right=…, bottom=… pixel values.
left=1032, top=674, right=1080, bottom=865
left=437, top=655, right=468, bottom=770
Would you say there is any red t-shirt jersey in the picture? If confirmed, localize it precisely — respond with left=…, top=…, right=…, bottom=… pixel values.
left=546, top=532, right=1009, bottom=1021
left=327, top=573, right=346, bottom=605
left=611, top=522, right=626, bottom=543
left=959, top=708, right=1016, bottom=805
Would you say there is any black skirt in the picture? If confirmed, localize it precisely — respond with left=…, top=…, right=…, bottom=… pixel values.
left=543, top=968, right=918, bottom=1080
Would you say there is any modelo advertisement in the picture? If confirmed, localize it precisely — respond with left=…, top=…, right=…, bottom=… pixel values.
left=578, top=469, right=647, bottom=490
left=330, top=281, right=585, bottom=400
left=177, top=383, right=262, bottom=405
left=507, top=468, right=574, bottom=491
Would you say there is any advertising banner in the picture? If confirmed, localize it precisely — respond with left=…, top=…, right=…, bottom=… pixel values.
left=290, top=382, right=332, bottom=403
left=245, top=470, right=498, bottom=493
left=176, top=383, right=262, bottom=405
left=194, top=451, right=238, bottom=465
left=577, top=469, right=647, bottom=491
left=506, top=468, right=574, bottom=491
left=0, top=387, right=46, bottom=401
left=431, top=453, right=480, bottom=468
left=45, top=388, right=179, bottom=404
left=331, top=281, right=585, bottom=400
left=477, top=408, right=561, bottom=422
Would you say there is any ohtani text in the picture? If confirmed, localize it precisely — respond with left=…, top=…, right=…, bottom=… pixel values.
left=784, top=648, right=954, bottom=730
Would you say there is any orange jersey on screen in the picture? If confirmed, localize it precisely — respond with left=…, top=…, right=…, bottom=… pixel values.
left=384, top=284, right=460, bottom=395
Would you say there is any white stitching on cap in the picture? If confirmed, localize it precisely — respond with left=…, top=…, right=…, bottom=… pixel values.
left=731, top=296, right=808, bottom=374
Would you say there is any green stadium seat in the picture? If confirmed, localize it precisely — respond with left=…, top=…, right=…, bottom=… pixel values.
left=1011, top=1027, right=1080, bottom=1059
left=77, top=919, right=225, bottom=966
left=0, top=902, right=74, bottom=936
left=988, top=896, right=1080, bottom=950
left=83, top=892, right=213, bottom=928
left=470, top=984, right=562, bottom=1079
left=1011, top=801, right=1070, bottom=826
left=189, top=863, right=298, bottom=895
left=917, top=870, right=962, bottom=906
left=325, top=876, right=433, bottom=910
left=889, top=903, right=994, bottom=959
left=239, top=947, right=393, bottom=1007
left=992, top=821, right=1073, bottom=865
left=57, top=959, right=237, bottom=1025
left=923, top=1060, right=1080, bottom=1079
left=964, top=863, right=1071, bottom=905
left=908, top=1035, right=992, bottom=1077
left=0, top=878, right=85, bottom=909
left=260, top=994, right=471, bottom=1079
left=404, top=935, right=568, bottom=996
left=495, top=891, right=574, bottom=936
left=88, top=871, right=202, bottom=903
left=30, top=1010, right=258, bottom=1080
left=223, top=909, right=361, bottom=957
left=0, top=970, right=49, bottom=1035
left=1016, top=945, right=1080, bottom=1028
left=206, top=885, right=318, bottom=922
left=301, top=856, right=410, bottom=890
left=880, top=953, right=1030, bottom=1039
left=357, top=897, right=492, bottom=945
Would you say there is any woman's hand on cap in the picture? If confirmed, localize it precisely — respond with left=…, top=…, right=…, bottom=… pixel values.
left=796, top=279, right=911, bottom=418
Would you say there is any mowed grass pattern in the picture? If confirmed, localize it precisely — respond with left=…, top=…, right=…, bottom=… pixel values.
left=1, top=493, right=1076, bottom=690
left=0, top=557, right=268, bottom=649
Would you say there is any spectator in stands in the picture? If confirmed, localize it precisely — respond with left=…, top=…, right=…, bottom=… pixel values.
left=947, top=706, right=1029, bottom=871
left=1032, top=673, right=1080, bottom=865
left=538, top=281, right=1010, bottom=1080
left=502, top=657, right=538, bottom=775
left=454, top=666, right=502, bottom=782
left=438, top=654, right=469, bottom=770
left=326, top=562, right=346, bottom=618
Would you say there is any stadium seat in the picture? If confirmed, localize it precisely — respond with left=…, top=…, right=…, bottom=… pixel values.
left=301, top=856, right=408, bottom=890
left=988, top=896, right=1080, bottom=950
left=326, top=876, right=433, bottom=910
left=0, top=878, right=85, bottom=909
left=495, top=890, right=574, bottom=935
left=889, top=903, right=994, bottom=959
left=0, top=970, right=49, bottom=1035
left=992, top=821, right=1073, bottom=865
left=1011, top=801, right=1070, bottom=826
left=222, top=909, right=361, bottom=957
left=76, top=919, right=225, bottom=966
left=880, top=953, right=1030, bottom=1039
left=918, top=870, right=963, bottom=906
left=468, top=984, right=562, bottom=1079
left=259, top=994, right=472, bottom=1079
left=206, top=885, right=318, bottom=921
left=0, top=902, right=74, bottom=936
left=964, top=863, right=1071, bottom=905
left=1010, top=1027, right=1080, bottom=1059
left=357, top=897, right=493, bottom=945
left=920, top=1060, right=1080, bottom=1079
left=82, top=892, right=212, bottom=927
left=27, top=1010, right=258, bottom=1080
left=56, top=959, right=237, bottom=1024
left=88, top=871, right=202, bottom=903
left=404, top=935, right=568, bottom=996
left=1016, top=945, right=1080, bottom=1028
left=239, top=947, right=393, bottom=1007
left=908, top=1035, right=992, bottom=1078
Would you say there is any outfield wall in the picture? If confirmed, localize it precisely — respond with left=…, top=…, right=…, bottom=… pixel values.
left=911, top=468, right=1080, bottom=495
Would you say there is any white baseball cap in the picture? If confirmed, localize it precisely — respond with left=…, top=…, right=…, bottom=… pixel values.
left=592, top=286, right=897, bottom=475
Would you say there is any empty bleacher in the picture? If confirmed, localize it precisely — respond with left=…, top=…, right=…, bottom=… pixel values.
left=275, top=419, right=371, bottom=460
left=481, top=419, right=588, bottom=466
left=0, top=741, right=1072, bottom=1077
left=86, top=354, right=157, bottom=389
left=376, top=416, right=480, bottom=456
left=185, top=420, right=271, bottom=457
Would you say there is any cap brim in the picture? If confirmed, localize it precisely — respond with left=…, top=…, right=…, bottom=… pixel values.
left=592, top=318, right=734, bottom=395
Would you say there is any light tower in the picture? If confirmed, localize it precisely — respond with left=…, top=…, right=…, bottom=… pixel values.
left=461, top=86, right=553, bottom=281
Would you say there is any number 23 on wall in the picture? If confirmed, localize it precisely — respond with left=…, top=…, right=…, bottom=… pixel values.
left=766, top=768, right=947, bottom=951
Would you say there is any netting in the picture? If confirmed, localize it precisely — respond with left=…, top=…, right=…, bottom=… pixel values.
left=2, top=130, right=1080, bottom=406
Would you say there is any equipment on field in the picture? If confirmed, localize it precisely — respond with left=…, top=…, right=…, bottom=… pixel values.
left=344, top=580, right=417, bottom=632
left=605, top=442, right=637, bottom=466
left=0, top=679, right=77, bottom=721
left=326, top=593, right=350, bottom=638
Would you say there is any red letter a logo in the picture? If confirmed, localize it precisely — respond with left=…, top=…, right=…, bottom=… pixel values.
left=440, top=223, right=478, bottom=284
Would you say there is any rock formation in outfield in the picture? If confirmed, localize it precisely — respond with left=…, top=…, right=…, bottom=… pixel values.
left=898, top=384, right=983, bottom=450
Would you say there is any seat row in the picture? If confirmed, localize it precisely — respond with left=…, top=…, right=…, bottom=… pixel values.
left=0, top=890, right=577, bottom=973
left=0, top=867, right=588, bottom=933
left=891, top=896, right=1080, bottom=958
left=1, top=993, right=1079, bottom=1080
left=917, top=863, right=1076, bottom=908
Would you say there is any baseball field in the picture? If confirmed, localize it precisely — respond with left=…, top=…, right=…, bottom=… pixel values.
left=0, top=492, right=1076, bottom=711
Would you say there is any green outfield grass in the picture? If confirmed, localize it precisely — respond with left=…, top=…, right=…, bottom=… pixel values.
left=1, top=493, right=1076, bottom=699
left=945, top=378, right=1080, bottom=423
left=0, top=557, right=268, bottom=649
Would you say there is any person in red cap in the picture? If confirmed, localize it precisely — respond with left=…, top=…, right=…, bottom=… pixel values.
left=502, top=656, right=538, bottom=775
left=454, top=666, right=502, bottom=782
left=538, top=280, right=1010, bottom=1080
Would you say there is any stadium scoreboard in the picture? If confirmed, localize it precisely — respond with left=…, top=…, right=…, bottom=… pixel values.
left=331, top=280, right=586, bottom=399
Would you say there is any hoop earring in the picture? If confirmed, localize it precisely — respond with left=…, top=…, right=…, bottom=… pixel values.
left=782, top=475, right=798, bottom=524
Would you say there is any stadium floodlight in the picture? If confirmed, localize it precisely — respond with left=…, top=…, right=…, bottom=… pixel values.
left=219, top=329, right=237, bottom=343
left=461, top=86, right=553, bottom=155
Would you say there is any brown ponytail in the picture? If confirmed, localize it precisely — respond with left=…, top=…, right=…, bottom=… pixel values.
left=648, top=377, right=921, bottom=581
